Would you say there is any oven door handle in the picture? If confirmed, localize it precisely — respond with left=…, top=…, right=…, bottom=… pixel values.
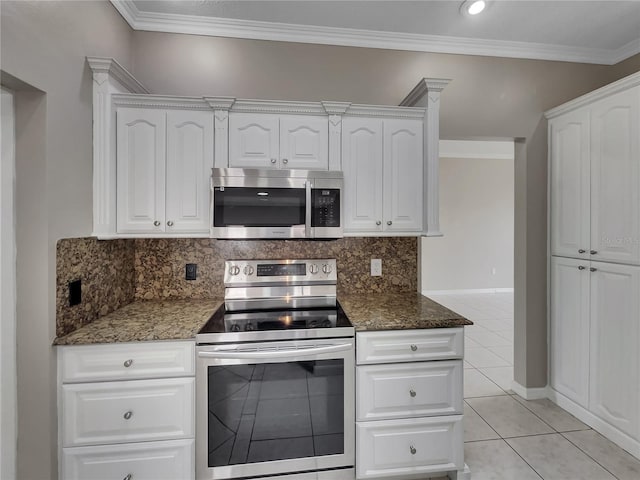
left=198, top=343, right=352, bottom=359
left=305, top=180, right=312, bottom=238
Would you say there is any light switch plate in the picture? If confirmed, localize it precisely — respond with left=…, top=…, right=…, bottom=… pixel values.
left=371, top=259, right=382, bottom=276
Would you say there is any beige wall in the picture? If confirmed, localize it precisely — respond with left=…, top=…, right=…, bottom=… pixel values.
left=0, top=2, right=132, bottom=478
left=422, top=156, right=514, bottom=292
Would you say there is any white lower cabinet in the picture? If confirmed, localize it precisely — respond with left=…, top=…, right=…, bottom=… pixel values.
left=355, top=329, right=465, bottom=479
left=59, top=341, right=196, bottom=480
left=62, top=439, right=194, bottom=480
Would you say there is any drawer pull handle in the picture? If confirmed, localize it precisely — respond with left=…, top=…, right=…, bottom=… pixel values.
left=123, top=359, right=133, bottom=368
left=410, top=445, right=417, bottom=455
left=410, top=344, right=418, bottom=352
left=124, top=411, right=133, bottom=420
left=124, top=475, right=132, bottom=480
left=590, top=267, right=598, bottom=272
left=409, top=389, right=416, bottom=397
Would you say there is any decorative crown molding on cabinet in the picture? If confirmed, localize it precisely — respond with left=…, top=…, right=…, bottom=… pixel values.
left=87, top=57, right=148, bottom=94
left=344, top=104, right=426, bottom=119
left=400, top=77, right=452, bottom=107
left=545, top=70, right=640, bottom=119
left=203, top=97, right=236, bottom=111
left=112, top=94, right=212, bottom=110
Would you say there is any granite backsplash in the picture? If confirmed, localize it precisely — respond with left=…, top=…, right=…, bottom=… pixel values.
left=56, top=238, right=136, bottom=337
left=57, top=237, right=418, bottom=336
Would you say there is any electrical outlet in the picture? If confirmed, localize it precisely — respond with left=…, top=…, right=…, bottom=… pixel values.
left=371, top=259, right=382, bottom=276
left=186, top=263, right=197, bottom=281
left=69, top=279, right=81, bottom=306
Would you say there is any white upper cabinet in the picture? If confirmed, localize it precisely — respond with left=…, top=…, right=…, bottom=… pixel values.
left=590, top=87, right=640, bottom=265
left=383, top=119, right=423, bottom=232
left=343, top=117, right=423, bottom=234
left=166, top=110, right=214, bottom=233
left=589, top=262, right=640, bottom=439
left=117, top=108, right=166, bottom=233
left=549, top=109, right=590, bottom=259
left=229, top=113, right=328, bottom=170
left=342, top=117, right=384, bottom=232
left=116, top=107, right=214, bottom=235
left=549, top=84, right=640, bottom=264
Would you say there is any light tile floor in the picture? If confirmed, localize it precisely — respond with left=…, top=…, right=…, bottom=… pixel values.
left=426, top=292, right=640, bottom=480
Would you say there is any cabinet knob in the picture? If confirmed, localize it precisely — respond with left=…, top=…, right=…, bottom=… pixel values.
left=270, top=158, right=277, bottom=164
left=282, top=158, right=289, bottom=164
left=124, top=475, right=132, bottom=480
left=410, top=344, right=418, bottom=352
left=123, top=411, right=133, bottom=420
left=578, top=266, right=586, bottom=270
left=167, top=221, right=174, bottom=227
left=590, top=267, right=598, bottom=272
left=376, top=221, right=382, bottom=226
left=387, top=221, right=392, bottom=226
left=153, top=221, right=161, bottom=227
left=410, top=445, right=417, bottom=455
left=123, top=359, right=133, bottom=368
left=409, top=389, right=416, bottom=398
left=578, top=249, right=586, bottom=254
left=590, top=250, right=598, bottom=255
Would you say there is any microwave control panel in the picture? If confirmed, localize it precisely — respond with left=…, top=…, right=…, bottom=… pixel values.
left=311, top=189, right=340, bottom=227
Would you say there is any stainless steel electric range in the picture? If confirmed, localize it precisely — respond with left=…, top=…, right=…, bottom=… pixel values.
left=196, top=259, right=355, bottom=480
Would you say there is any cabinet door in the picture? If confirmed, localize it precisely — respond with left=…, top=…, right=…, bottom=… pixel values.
left=166, top=111, right=214, bottom=233
left=280, top=115, right=328, bottom=170
left=589, top=262, right=640, bottom=439
left=549, top=110, right=590, bottom=259
left=549, top=256, right=590, bottom=408
left=590, top=87, right=640, bottom=265
left=117, top=108, right=166, bottom=233
left=342, top=117, right=383, bottom=232
left=228, top=113, right=279, bottom=168
left=383, top=119, right=423, bottom=232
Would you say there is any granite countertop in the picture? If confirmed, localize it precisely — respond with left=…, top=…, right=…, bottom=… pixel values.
left=338, top=292, right=473, bottom=331
left=54, top=299, right=222, bottom=345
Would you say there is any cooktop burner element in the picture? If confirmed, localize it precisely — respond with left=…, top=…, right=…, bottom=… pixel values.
left=197, top=258, right=354, bottom=344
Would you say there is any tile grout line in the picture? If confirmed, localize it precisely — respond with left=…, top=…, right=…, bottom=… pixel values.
left=560, top=432, right=622, bottom=480
left=462, top=398, right=502, bottom=441
left=502, top=437, right=546, bottom=480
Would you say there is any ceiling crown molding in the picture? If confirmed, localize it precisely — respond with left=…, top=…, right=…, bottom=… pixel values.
left=110, top=0, right=635, bottom=65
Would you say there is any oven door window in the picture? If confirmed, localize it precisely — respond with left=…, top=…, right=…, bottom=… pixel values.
left=207, top=360, right=344, bottom=467
left=213, top=187, right=306, bottom=227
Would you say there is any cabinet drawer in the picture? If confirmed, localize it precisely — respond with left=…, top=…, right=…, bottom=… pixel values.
left=357, top=360, right=463, bottom=421
left=356, top=416, right=463, bottom=479
left=62, top=439, right=194, bottom=480
left=356, top=329, right=463, bottom=365
left=62, top=377, right=194, bottom=447
left=60, top=341, right=195, bottom=383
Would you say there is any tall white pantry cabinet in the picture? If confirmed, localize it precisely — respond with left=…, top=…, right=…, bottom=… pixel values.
left=546, top=71, right=640, bottom=458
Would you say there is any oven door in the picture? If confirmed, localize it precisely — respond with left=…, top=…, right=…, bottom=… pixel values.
left=196, top=339, right=355, bottom=480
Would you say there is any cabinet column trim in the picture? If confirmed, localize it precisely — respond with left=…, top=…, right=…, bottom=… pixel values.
left=87, top=57, right=148, bottom=237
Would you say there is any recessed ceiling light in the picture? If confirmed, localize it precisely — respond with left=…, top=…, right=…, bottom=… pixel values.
left=461, top=0, right=487, bottom=16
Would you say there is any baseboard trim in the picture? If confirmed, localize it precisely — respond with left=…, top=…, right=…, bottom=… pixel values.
left=423, top=288, right=514, bottom=295
left=510, top=382, right=549, bottom=400
left=547, top=388, right=640, bottom=459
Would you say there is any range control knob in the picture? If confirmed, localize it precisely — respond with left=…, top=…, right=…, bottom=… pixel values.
left=245, top=323, right=255, bottom=331
left=309, top=264, right=319, bottom=274
left=230, top=324, right=240, bottom=332
left=229, top=265, right=241, bottom=276
left=244, top=265, right=254, bottom=275
left=322, top=264, right=332, bottom=274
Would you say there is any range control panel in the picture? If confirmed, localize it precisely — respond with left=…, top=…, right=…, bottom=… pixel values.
left=224, top=258, right=337, bottom=286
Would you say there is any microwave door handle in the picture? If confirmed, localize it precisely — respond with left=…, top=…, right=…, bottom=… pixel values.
left=198, top=343, right=352, bottom=360
left=305, top=180, right=312, bottom=238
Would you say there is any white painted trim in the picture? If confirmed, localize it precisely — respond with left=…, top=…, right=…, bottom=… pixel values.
left=86, top=57, right=148, bottom=94
left=545, top=70, right=640, bottom=119
left=108, top=0, right=629, bottom=65
left=548, top=388, right=640, bottom=459
left=0, top=87, right=17, bottom=480
left=96, top=233, right=211, bottom=240
left=422, top=288, right=514, bottom=296
left=510, top=382, right=549, bottom=400
left=439, top=140, right=515, bottom=160
left=610, top=38, right=640, bottom=65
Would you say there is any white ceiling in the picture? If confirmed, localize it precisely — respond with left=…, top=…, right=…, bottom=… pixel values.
left=112, top=0, right=640, bottom=65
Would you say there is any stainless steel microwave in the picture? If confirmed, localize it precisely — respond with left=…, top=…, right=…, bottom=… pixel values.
left=211, top=168, right=343, bottom=239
